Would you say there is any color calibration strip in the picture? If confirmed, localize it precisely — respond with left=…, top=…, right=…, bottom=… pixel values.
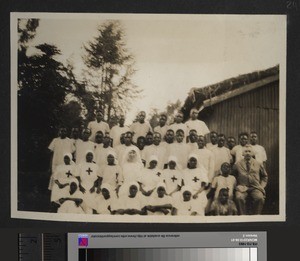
left=79, top=248, right=257, bottom=261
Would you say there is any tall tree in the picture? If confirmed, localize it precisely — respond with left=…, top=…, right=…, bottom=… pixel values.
left=18, top=19, right=75, bottom=171
left=82, top=21, right=141, bottom=121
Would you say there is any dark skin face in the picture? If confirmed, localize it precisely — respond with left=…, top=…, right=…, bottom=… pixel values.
left=120, top=133, right=125, bottom=144
left=188, top=157, right=197, bottom=169
left=197, top=136, right=205, bottom=149
left=119, top=116, right=125, bottom=127
left=221, top=163, right=231, bottom=176
left=153, top=134, right=161, bottom=146
left=71, top=128, right=79, bottom=139
left=95, top=112, right=103, bottom=122
left=59, top=128, right=67, bottom=139
left=210, top=133, right=218, bottom=145
left=157, top=187, right=166, bottom=198
left=189, top=130, right=198, bottom=143
left=124, top=133, right=133, bottom=146
left=183, top=191, right=192, bottom=202
left=159, top=115, right=167, bottom=127
left=82, top=130, right=91, bottom=141
left=129, top=185, right=138, bottom=198
left=69, top=182, right=78, bottom=194
left=240, top=135, right=248, bottom=146
left=95, top=132, right=104, bottom=144
left=218, top=136, right=225, bottom=147
left=102, top=188, right=110, bottom=200
left=137, top=137, right=146, bottom=150
left=168, top=161, right=176, bottom=170
left=86, top=152, right=93, bottom=163
left=64, top=156, right=71, bottom=165
left=175, top=131, right=184, bottom=143
left=103, top=136, right=111, bottom=147
left=165, top=130, right=174, bottom=144
left=107, top=155, right=115, bottom=165
left=227, top=137, right=236, bottom=150
left=138, top=112, right=146, bottom=123
left=250, top=133, right=258, bottom=145
left=190, top=110, right=198, bottom=120
left=175, top=113, right=183, bottom=124
left=219, top=190, right=229, bottom=205
left=149, top=160, right=157, bottom=169
left=146, top=134, right=153, bottom=145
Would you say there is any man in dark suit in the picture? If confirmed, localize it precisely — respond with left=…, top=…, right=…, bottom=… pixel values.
left=232, top=144, right=268, bottom=215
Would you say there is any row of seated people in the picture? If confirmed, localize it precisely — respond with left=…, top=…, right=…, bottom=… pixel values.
left=50, top=144, right=267, bottom=216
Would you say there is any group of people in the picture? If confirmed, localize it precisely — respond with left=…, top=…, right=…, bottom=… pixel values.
left=48, top=108, right=268, bottom=216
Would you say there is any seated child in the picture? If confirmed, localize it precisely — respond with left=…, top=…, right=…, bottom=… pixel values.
left=92, top=183, right=117, bottom=215
left=57, top=179, right=85, bottom=214
left=146, top=183, right=173, bottom=215
left=111, top=182, right=147, bottom=215
left=210, top=188, right=238, bottom=216
left=171, top=186, right=203, bottom=216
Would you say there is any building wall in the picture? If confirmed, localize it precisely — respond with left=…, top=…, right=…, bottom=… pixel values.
left=202, top=80, right=279, bottom=214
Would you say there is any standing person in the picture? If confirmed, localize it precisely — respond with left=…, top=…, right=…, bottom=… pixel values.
left=191, top=135, right=215, bottom=182
left=70, top=127, right=82, bottom=150
left=75, top=128, right=95, bottom=164
left=48, top=126, right=75, bottom=189
left=167, top=129, right=190, bottom=169
left=185, top=108, right=210, bottom=137
left=115, top=131, right=139, bottom=165
left=87, top=109, right=110, bottom=142
left=231, top=132, right=250, bottom=163
left=110, top=115, right=129, bottom=147
left=249, top=131, right=267, bottom=168
left=210, top=188, right=238, bottom=216
left=130, top=111, right=152, bottom=144
left=211, top=134, right=232, bottom=177
left=94, top=134, right=116, bottom=168
left=145, top=132, right=154, bottom=146
left=232, top=145, right=268, bottom=215
left=227, top=136, right=236, bottom=150
left=187, top=129, right=199, bottom=153
left=142, top=132, right=167, bottom=170
left=208, top=162, right=237, bottom=201
left=206, top=131, right=218, bottom=151
left=170, top=111, right=188, bottom=142
left=154, top=113, right=168, bottom=139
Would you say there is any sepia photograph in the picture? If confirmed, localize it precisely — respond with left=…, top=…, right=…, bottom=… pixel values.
left=11, top=13, right=286, bottom=223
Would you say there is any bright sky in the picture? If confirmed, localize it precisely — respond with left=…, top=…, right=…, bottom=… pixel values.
left=25, top=13, right=286, bottom=124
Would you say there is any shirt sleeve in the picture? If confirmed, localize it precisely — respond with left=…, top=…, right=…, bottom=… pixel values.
left=48, top=138, right=56, bottom=151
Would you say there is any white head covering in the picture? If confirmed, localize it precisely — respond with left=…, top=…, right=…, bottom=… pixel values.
left=85, top=150, right=95, bottom=162
left=63, top=153, right=75, bottom=165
